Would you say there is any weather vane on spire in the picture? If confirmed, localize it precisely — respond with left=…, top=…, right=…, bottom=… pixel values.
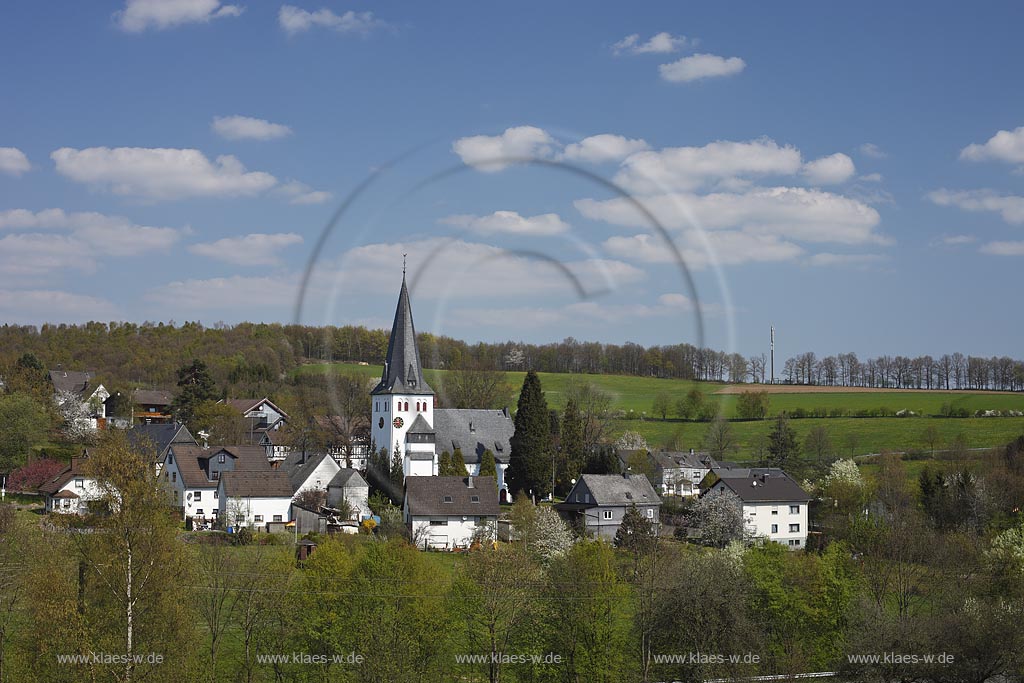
left=402, top=253, right=407, bottom=277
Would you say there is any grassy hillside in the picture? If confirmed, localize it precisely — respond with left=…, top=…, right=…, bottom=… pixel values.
left=297, top=363, right=1024, bottom=457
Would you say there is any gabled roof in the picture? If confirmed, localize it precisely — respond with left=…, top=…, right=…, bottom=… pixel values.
left=404, top=476, right=498, bottom=517
left=646, top=450, right=718, bottom=471
left=372, top=275, right=433, bottom=396
left=48, top=370, right=93, bottom=395
left=280, top=451, right=339, bottom=492
left=38, top=457, right=91, bottom=496
left=712, top=471, right=810, bottom=503
left=132, top=389, right=172, bottom=406
left=433, top=408, right=514, bottom=464
left=328, top=468, right=367, bottom=489
left=126, top=422, right=195, bottom=462
left=406, top=414, right=435, bottom=434
left=574, top=474, right=661, bottom=507
left=221, top=471, right=293, bottom=498
left=168, top=445, right=270, bottom=489
left=222, top=397, right=289, bottom=419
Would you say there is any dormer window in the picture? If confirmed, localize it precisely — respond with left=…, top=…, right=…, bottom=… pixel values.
left=168, top=454, right=174, bottom=464
left=443, top=495, right=453, bottom=503
left=218, top=453, right=226, bottom=464
left=471, top=495, right=480, bottom=503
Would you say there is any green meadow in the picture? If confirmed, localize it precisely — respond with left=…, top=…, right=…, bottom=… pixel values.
left=297, top=363, right=1024, bottom=458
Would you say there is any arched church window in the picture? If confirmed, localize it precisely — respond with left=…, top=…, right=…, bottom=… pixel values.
left=404, top=401, right=409, bottom=411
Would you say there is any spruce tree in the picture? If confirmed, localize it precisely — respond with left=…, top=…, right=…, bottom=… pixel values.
left=438, top=450, right=453, bottom=476
left=479, top=449, right=497, bottom=478
left=508, top=371, right=552, bottom=498
left=452, top=447, right=469, bottom=477
left=171, top=358, right=217, bottom=427
left=767, top=413, right=799, bottom=469
left=557, top=398, right=585, bottom=495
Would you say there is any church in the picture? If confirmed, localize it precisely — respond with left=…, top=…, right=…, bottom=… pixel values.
left=370, top=272, right=514, bottom=501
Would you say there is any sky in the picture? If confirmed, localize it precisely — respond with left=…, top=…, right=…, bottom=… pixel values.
left=2, top=1, right=1024, bottom=362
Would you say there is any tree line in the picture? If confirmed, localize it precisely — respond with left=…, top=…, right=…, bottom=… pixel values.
left=6, top=321, right=1023, bottom=391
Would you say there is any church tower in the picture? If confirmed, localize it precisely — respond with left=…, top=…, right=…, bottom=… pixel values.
left=370, top=270, right=437, bottom=477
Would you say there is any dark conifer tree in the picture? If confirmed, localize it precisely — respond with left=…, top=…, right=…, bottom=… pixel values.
left=508, top=371, right=552, bottom=498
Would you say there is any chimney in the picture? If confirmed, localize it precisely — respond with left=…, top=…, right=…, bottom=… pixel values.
left=467, top=476, right=474, bottom=488
left=502, top=406, right=509, bottom=418
left=469, top=421, right=475, bottom=433
left=689, top=448, right=694, bottom=455
left=761, top=473, right=768, bottom=482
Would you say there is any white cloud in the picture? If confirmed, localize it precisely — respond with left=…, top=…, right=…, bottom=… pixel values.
left=278, top=5, right=386, bottom=36
left=277, top=181, right=332, bottom=205
left=212, top=115, right=292, bottom=141
left=859, top=143, right=887, bottom=159
left=0, top=208, right=181, bottom=256
left=613, top=32, right=690, bottom=55
left=452, top=126, right=558, bottom=172
left=189, top=232, right=303, bottom=266
left=927, top=189, right=1024, bottom=224
left=807, top=252, right=885, bottom=267
left=603, top=230, right=804, bottom=269
left=0, top=289, right=119, bottom=324
left=440, top=211, right=570, bottom=236
left=0, top=234, right=96, bottom=281
left=51, top=147, right=277, bottom=200
left=659, top=53, right=745, bottom=83
left=980, top=240, right=1024, bottom=256
left=115, top=0, right=242, bottom=32
left=0, top=148, right=30, bottom=176
left=579, top=187, right=884, bottom=246
left=562, top=134, right=650, bottom=163
left=802, top=153, right=856, bottom=185
left=859, top=173, right=883, bottom=182
left=613, top=138, right=803, bottom=193
left=148, top=274, right=299, bottom=313
left=960, top=126, right=1024, bottom=164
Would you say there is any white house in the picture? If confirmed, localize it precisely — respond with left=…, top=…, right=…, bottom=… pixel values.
left=49, top=369, right=109, bottom=431
left=403, top=476, right=499, bottom=550
left=218, top=471, right=293, bottom=529
left=162, top=444, right=271, bottom=524
left=38, top=456, right=103, bottom=514
left=707, top=468, right=811, bottom=549
left=327, top=468, right=370, bottom=519
left=221, top=397, right=290, bottom=453
left=282, top=451, right=341, bottom=499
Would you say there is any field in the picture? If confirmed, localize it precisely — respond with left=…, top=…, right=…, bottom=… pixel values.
left=297, top=363, right=1024, bottom=459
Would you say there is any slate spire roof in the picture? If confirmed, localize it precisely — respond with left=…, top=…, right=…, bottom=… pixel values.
left=372, top=272, right=433, bottom=396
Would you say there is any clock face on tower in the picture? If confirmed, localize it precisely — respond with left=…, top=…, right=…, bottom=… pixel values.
left=378, top=417, right=384, bottom=429
left=393, top=417, right=404, bottom=428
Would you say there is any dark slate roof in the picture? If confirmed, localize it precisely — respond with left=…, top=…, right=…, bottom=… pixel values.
left=169, top=445, right=270, bottom=488
left=49, top=370, right=93, bottom=395
left=713, top=471, right=811, bottom=503
left=328, top=468, right=367, bottom=489
left=648, top=450, right=718, bottom=471
left=372, top=275, right=433, bottom=396
left=404, top=476, right=499, bottom=517
left=127, top=423, right=195, bottom=462
left=578, top=474, right=661, bottom=506
left=406, top=414, right=435, bottom=434
left=132, top=389, right=172, bottom=406
left=223, top=397, right=289, bottom=419
left=221, top=471, right=293, bottom=498
left=433, top=408, right=514, bottom=464
left=280, top=452, right=339, bottom=492
left=713, top=466, right=787, bottom=480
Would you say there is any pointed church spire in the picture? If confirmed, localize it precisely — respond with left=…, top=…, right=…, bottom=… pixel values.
left=372, top=269, right=433, bottom=396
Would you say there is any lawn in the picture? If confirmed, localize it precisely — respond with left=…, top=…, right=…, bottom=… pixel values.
left=297, top=363, right=1024, bottom=457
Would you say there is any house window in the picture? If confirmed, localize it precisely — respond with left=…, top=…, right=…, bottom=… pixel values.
left=415, top=401, right=420, bottom=411
left=575, top=493, right=582, bottom=502
left=790, top=505, right=800, bottom=514
left=385, top=403, right=388, bottom=412
left=789, top=524, right=800, bottom=533
left=646, top=508, right=654, bottom=519
left=168, top=455, right=174, bottom=464
left=789, top=539, right=801, bottom=547
left=471, top=495, right=479, bottom=503
left=254, top=515, right=264, bottom=523
left=172, top=473, right=177, bottom=483
left=194, top=491, right=202, bottom=501
left=211, top=510, right=218, bottom=517
left=585, top=493, right=590, bottom=503
left=602, top=510, right=613, bottom=520
left=404, top=401, right=409, bottom=411
left=771, top=524, right=778, bottom=533
left=212, top=471, right=219, bottom=480
left=214, top=490, right=219, bottom=499
left=443, top=495, right=453, bottom=503
left=196, top=509, right=204, bottom=516
left=771, top=507, right=778, bottom=515
left=273, top=515, right=283, bottom=522
left=430, top=519, right=447, bottom=526
left=75, top=479, right=84, bottom=489
left=218, top=454, right=226, bottom=464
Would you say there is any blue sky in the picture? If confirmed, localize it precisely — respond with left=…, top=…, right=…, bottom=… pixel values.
left=2, top=1, right=1024, bottom=362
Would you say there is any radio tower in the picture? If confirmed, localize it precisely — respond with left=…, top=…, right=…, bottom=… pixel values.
left=770, top=326, right=775, bottom=384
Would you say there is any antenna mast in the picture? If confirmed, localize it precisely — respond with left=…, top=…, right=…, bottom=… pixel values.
left=770, top=326, right=775, bottom=384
